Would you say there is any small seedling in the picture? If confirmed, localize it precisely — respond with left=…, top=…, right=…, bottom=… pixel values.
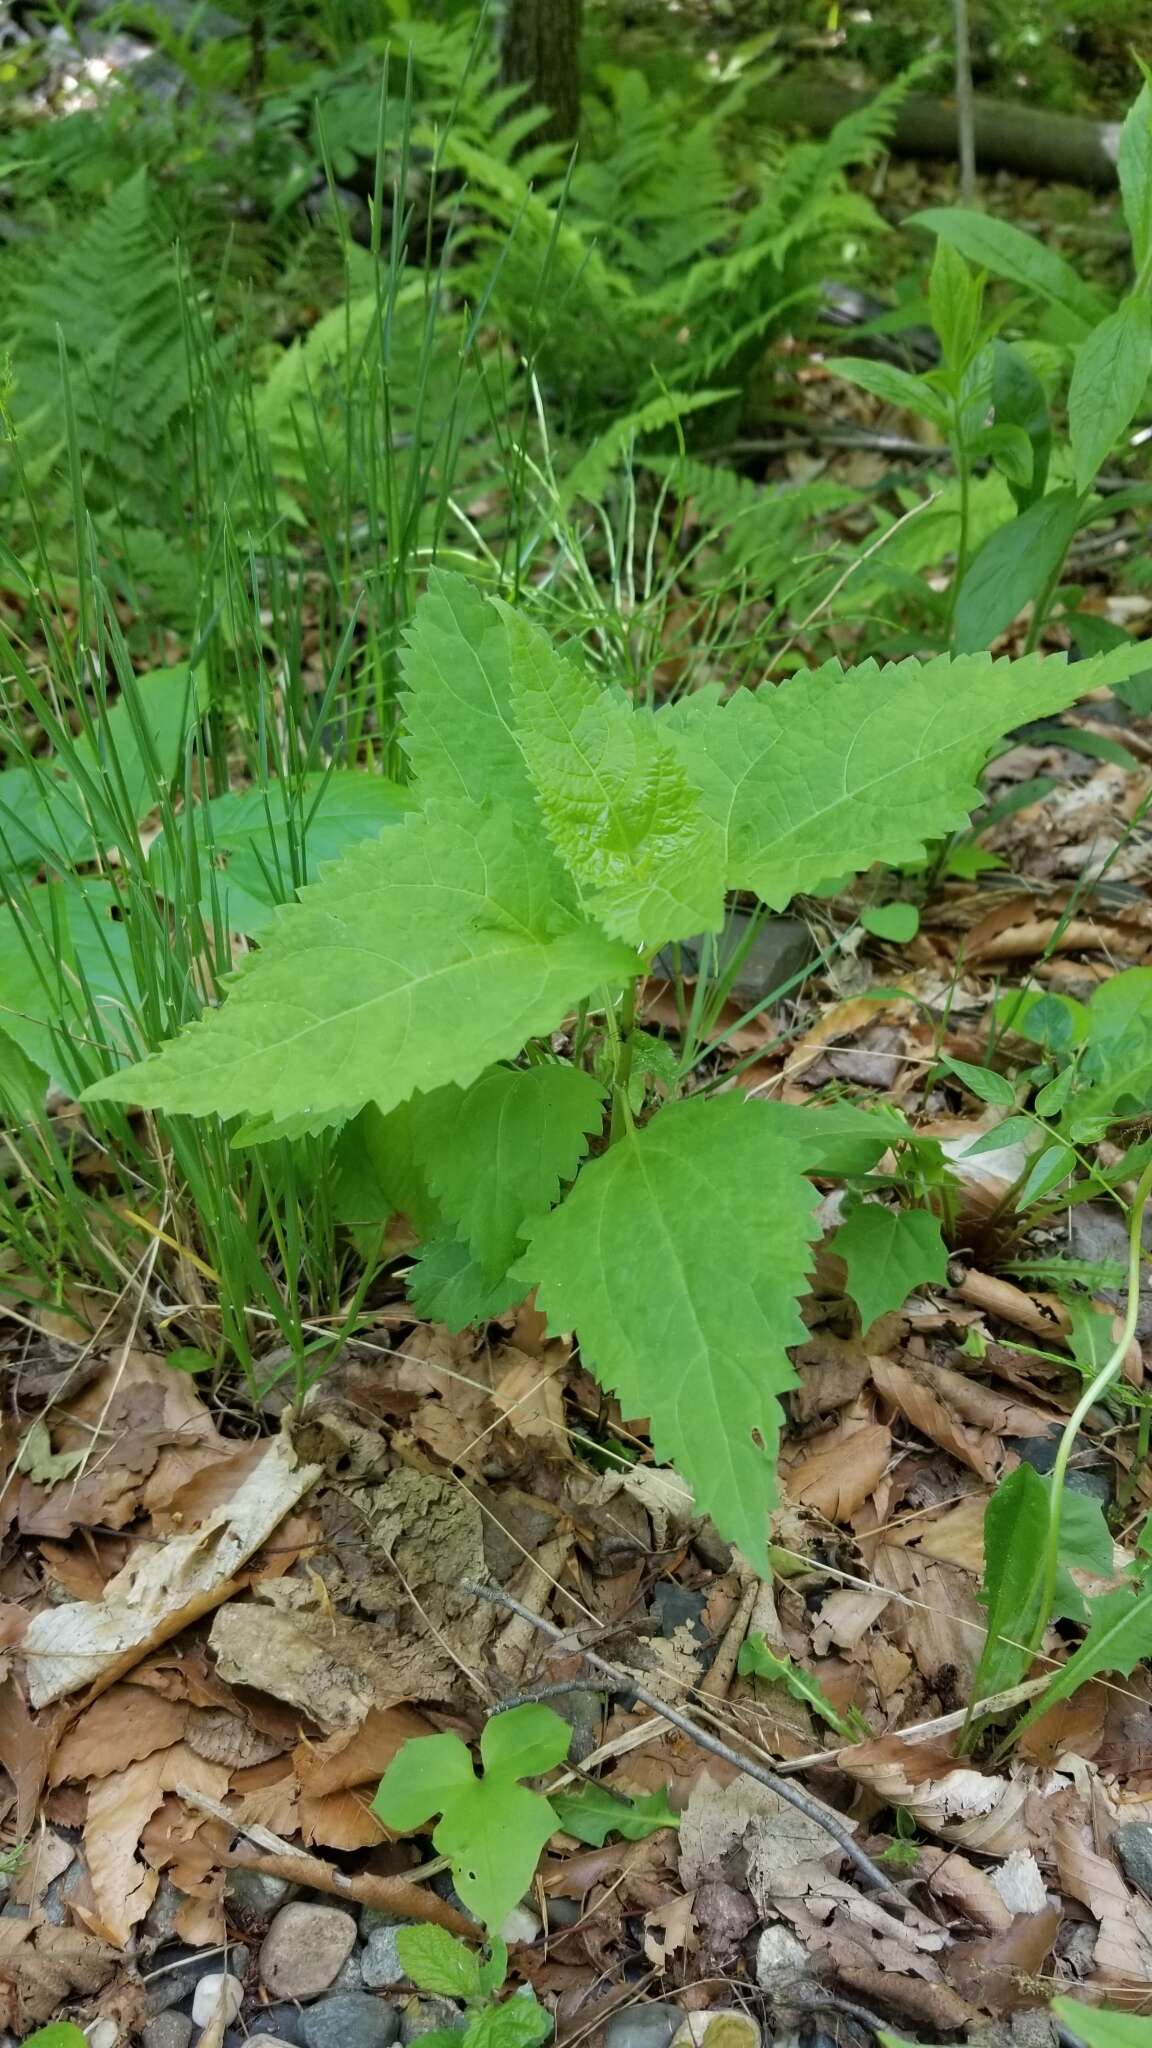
left=738, top=1632, right=869, bottom=1742
left=393, top=1925, right=552, bottom=2048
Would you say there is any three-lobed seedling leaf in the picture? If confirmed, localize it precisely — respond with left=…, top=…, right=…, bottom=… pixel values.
left=372, top=1705, right=571, bottom=1933
left=830, top=1204, right=949, bottom=1335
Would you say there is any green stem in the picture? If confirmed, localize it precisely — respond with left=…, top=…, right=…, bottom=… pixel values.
left=609, top=979, right=637, bottom=1143
left=1026, top=1156, right=1152, bottom=1658
left=945, top=422, right=971, bottom=645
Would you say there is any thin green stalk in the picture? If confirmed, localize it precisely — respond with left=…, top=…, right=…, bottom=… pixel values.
left=609, top=979, right=637, bottom=1143
left=1027, top=1156, right=1152, bottom=1658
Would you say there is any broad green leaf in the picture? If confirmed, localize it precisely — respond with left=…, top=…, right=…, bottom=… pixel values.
left=824, top=357, right=948, bottom=430
left=0, top=1030, right=47, bottom=1125
left=908, top=209, right=1111, bottom=330
left=0, top=880, right=141, bottom=1091
left=518, top=1094, right=820, bottom=1570
left=394, top=1926, right=482, bottom=2000
left=1119, top=83, right=1152, bottom=274
left=830, top=1204, right=948, bottom=1331
left=661, top=643, right=1145, bottom=910
left=84, top=802, right=636, bottom=1124
left=0, top=765, right=93, bottom=874
left=942, top=1055, right=1016, bottom=1107
left=760, top=1098, right=909, bottom=1176
left=372, top=1731, right=477, bottom=1831
left=480, top=1703, right=571, bottom=1779
left=860, top=902, right=919, bottom=943
left=1052, top=2001, right=1152, bottom=2048
left=500, top=606, right=724, bottom=946
left=953, top=490, right=1081, bottom=654
left=463, top=1998, right=553, bottom=2048
left=416, top=1065, right=605, bottom=1282
left=399, top=570, right=532, bottom=817
left=406, top=1233, right=527, bottom=1331
left=738, top=1632, right=861, bottom=1739
left=332, top=1100, right=439, bottom=1233
left=71, top=662, right=206, bottom=831
left=1012, top=1585, right=1152, bottom=1741
left=434, top=1779, right=556, bottom=1934
left=22, top=2028, right=91, bottom=2048
left=929, top=238, right=982, bottom=376
left=549, top=1784, right=678, bottom=1846
left=991, top=342, right=1050, bottom=510
left=1069, top=297, right=1152, bottom=494
left=1070, top=967, right=1152, bottom=1134
left=1059, top=1491, right=1114, bottom=1579
left=152, top=773, right=411, bottom=936
left=996, top=988, right=1089, bottom=1051
left=971, top=1463, right=1050, bottom=1704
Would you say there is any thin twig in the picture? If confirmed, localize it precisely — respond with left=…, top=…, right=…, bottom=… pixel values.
left=461, top=1578, right=913, bottom=1914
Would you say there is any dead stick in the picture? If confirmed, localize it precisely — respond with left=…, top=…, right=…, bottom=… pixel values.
left=177, top=1785, right=475, bottom=1937
left=461, top=1578, right=912, bottom=1915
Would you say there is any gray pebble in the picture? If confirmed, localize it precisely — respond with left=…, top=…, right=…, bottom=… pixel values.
left=299, top=1992, right=401, bottom=2048
left=192, top=1974, right=243, bottom=2027
left=260, top=1903, right=357, bottom=2001
left=755, top=1925, right=808, bottom=1987
left=225, top=1867, right=296, bottom=1920
left=142, top=2014, right=194, bottom=2048
left=146, top=1945, right=250, bottom=2016
left=359, top=1906, right=413, bottom=1937
left=362, top=1926, right=409, bottom=1989
left=236, top=2005, right=306, bottom=2046
left=546, top=1897, right=582, bottom=1930
left=334, top=1950, right=365, bottom=1992
left=604, top=2005, right=684, bottom=2048
left=146, top=1877, right=187, bottom=1944
left=1115, top=1822, right=1152, bottom=1898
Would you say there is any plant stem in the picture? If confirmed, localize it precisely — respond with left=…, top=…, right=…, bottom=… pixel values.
left=1027, top=1156, right=1152, bottom=1657
left=953, top=0, right=977, bottom=208
left=609, top=978, right=637, bottom=1142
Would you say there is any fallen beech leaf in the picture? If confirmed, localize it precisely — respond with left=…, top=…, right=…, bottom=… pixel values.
left=920, top=1848, right=1012, bottom=1932
left=294, top=1704, right=434, bottom=1798
left=943, top=1906, right=1061, bottom=2013
left=784, top=1418, right=892, bottom=1521
left=83, top=1743, right=230, bottom=1947
left=1056, top=1819, right=1152, bottom=1987
left=490, top=1345, right=569, bottom=1444
left=50, top=1684, right=188, bottom=1784
left=11, top=1827, right=74, bottom=1911
left=642, top=1889, right=695, bottom=1968
left=0, top=1920, right=117, bottom=2030
left=870, top=1358, right=1003, bottom=1481
left=184, top=1708, right=289, bottom=1771
left=299, top=1785, right=386, bottom=1850
left=22, top=1434, right=321, bottom=1706
left=912, top=1495, right=987, bottom=1573
left=871, top=1543, right=984, bottom=1690
left=835, top=1736, right=1032, bottom=1854
left=0, top=1677, right=56, bottom=1837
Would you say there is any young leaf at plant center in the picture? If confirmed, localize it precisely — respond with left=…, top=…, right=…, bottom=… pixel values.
left=969, top=1462, right=1050, bottom=1707
left=85, top=801, right=636, bottom=1125
left=953, top=490, right=1082, bottom=655
left=549, top=1784, right=679, bottom=1846
left=395, top=1926, right=483, bottom=2001
left=415, top=1064, right=605, bottom=1284
left=1009, top=1586, right=1152, bottom=1746
left=991, top=342, right=1051, bottom=510
left=738, top=1633, right=864, bottom=1740
left=861, top=902, right=919, bottom=944
left=499, top=603, right=725, bottom=946
left=1052, top=2001, right=1152, bottom=2048
left=908, top=209, right=1111, bottom=330
left=1068, top=296, right=1152, bottom=495
left=464, top=1998, right=553, bottom=2048
left=929, top=237, right=983, bottom=379
left=517, top=1093, right=820, bottom=1571
left=399, top=570, right=534, bottom=820
left=830, top=1204, right=948, bottom=1334
left=660, top=642, right=1146, bottom=909
left=372, top=1706, right=571, bottom=1932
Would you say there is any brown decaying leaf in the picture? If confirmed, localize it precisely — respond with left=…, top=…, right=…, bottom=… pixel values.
left=11, top=1827, right=74, bottom=1911
left=834, top=1735, right=1033, bottom=1855
left=1056, top=1818, right=1152, bottom=1988
left=22, top=1434, right=321, bottom=1707
left=50, top=1683, right=189, bottom=1784
left=82, top=1743, right=231, bottom=1947
left=942, top=1906, right=1061, bottom=2013
left=919, top=1847, right=1012, bottom=1932
left=299, top=1786, right=385, bottom=1851
left=783, top=1416, right=892, bottom=1521
left=0, top=1677, right=57, bottom=1838
left=490, top=1343, right=570, bottom=1445
left=870, top=1358, right=1004, bottom=1481
left=910, top=1494, right=987, bottom=1573
left=293, top=1703, right=433, bottom=1798
left=208, top=1579, right=458, bottom=1732
left=0, top=1919, right=117, bottom=2030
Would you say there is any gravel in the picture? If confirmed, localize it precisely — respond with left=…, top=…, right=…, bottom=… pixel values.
left=298, top=1993, right=402, bottom=2048
left=191, top=1974, right=244, bottom=2027
left=146, top=1945, right=250, bottom=2016
left=260, top=1903, right=358, bottom=2001
left=1115, top=1822, right=1152, bottom=1898
left=361, top=1926, right=410, bottom=1990
left=604, top=2005, right=684, bottom=2048
left=142, top=2016, right=194, bottom=2048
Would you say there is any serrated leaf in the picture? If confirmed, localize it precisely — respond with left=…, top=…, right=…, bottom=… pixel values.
left=406, top=1233, right=526, bottom=1332
left=333, top=1099, right=438, bottom=1232
left=737, top=1632, right=860, bottom=1738
left=861, top=901, right=919, bottom=943
left=399, top=570, right=533, bottom=817
left=394, top=1926, right=482, bottom=2000
left=1012, top=1585, right=1152, bottom=1741
left=464, top=1998, right=553, bottom=2048
left=549, top=1784, right=678, bottom=1846
left=1069, top=297, right=1152, bottom=494
left=971, top=1462, right=1050, bottom=1705
left=518, top=1094, right=820, bottom=1571
left=831, top=1204, right=948, bottom=1331
left=761, top=1098, right=910, bottom=1175
left=417, top=1065, right=606, bottom=1281
left=500, top=605, right=724, bottom=946
left=661, top=645, right=1144, bottom=910
left=481, top=1704, right=571, bottom=1779
left=84, top=801, right=636, bottom=1124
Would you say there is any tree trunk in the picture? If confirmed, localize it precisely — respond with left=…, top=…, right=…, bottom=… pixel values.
left=756, top=82, right=1121, bottom=191
left=499, top=0, right=584, bottom=147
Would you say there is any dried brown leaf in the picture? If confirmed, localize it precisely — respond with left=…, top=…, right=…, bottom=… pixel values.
left=1056, top=1819, right=1152, bottom=1987
left=942, top=1906, right=1061, bottom=2013
left=293, top=1704, right=434, bottom=1798
left=870, top=1358, right=1003, bottom=1480
left=82, top=1743, right=230, bottom=1946
left=0, top=1677, right=56, bottom=1838
left=784, top=1418, right=892, bottom=1521
left=50, top=1684, right=188, bottom=1784
left=0, top=1919, right=117, bottom=2030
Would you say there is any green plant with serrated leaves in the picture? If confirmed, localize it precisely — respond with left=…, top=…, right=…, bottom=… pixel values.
left=549, top=1783, right=678, bottom=1846
left=372, top=1703, right=571, bottom=1933
left=83, top=567, right=1151, bottom=1565
left=374, top=1924, right=552, bottom=2048
left=738, top=1631, right=869, bottom=1741
left=828, top=82, right=1152, bottom=670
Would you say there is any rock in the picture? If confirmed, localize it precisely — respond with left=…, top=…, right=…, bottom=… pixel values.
left=359, top=1905, right=412, bottom=1936
left=397, top=1995, right=470, bottom=2044
left=652, top=1584, right=708, bottom=1644
left=87, top=2023, right=119, bottom=2048
left=146, top=1946, right=250, bottom=2016
left=755, top=1925, right=808, bottom=1986
left=239, top=2006, right=306, bottom=2045
left=671, top=2015, right=761, bottom=2048
left=299, top=1993, right=402, bottom=2048
left=225, top=1867, right=296, bottom=1919
left=604, top=2005, right=684, bottom=2048
left=361, top=1925, right=409, bottom=1989
left=694, top=1883, right=756, bottom=1968
left=1069, top=1201, right=1152, bottom=1340
left=260, top=1903, right=358, bottom=2001
left=142, top=2015, right=194, bottom=2048
left=1065, top=1465, right=1113, bottom=1507
left=546, top=1897, right=582, bottom=1930
left=655, top=914, right=816, bottom=1009
left=334, top=1951, right=365, bottom=1992
left=499, top=1904, right=541, bottom=1945
left=145, top=1876, right=187, bottom=1943
left=37, top=1868, right=73, bottom=1927
left=192, top=1974, right=244, bottom=2027
left=1115, top=1823, right=1152, bottom=1898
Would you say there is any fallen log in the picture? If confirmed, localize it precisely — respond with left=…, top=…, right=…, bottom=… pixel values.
left=758, top=81, right=1122, bottom=190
